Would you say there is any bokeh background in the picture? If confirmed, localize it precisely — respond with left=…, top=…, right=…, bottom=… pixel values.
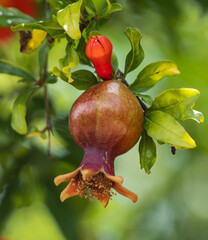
left=0, top=0, right=208, bottom=239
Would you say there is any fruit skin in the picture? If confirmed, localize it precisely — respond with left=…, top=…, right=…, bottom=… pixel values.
left=85, top=35, right=113, bottom=80
left=69, top=80, right=143, bottom=160
left=55, top=80, right=144, bottom=207
left=0, top=0, right=37, bottom=41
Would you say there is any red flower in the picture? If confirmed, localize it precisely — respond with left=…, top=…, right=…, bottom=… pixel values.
left=85, top=35, right=113, bottom=80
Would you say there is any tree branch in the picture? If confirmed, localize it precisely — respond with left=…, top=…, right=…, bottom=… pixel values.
left=44, top=85, right=51, bottom=158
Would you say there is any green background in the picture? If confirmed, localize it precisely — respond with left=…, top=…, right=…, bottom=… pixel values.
left=0, top=0, right=208, bottom=239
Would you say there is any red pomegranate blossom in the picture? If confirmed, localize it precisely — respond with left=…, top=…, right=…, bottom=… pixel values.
left=54, top=80, right=144, bottom=207
left=85, top=35, right=113, bottom=80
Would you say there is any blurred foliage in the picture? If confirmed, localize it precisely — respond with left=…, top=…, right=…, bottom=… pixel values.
left=0, top=0, right=208, bottom=240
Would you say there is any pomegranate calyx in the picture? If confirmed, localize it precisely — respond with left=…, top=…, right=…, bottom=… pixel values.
left=54, top=166, right=138, bottom=207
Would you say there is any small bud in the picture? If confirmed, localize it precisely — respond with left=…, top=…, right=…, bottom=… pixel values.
left=85, top=35, right=113, bottom=80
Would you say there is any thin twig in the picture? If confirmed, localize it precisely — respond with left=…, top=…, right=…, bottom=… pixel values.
left=42, top=0, right=51, bottom=158
left=44, top=85, right=51, bottom=158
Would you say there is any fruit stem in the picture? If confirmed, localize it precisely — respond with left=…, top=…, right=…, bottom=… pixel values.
left=115, top=69, right=148, bottom=111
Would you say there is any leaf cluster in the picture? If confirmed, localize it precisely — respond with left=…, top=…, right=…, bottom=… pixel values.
left=121, top=28, right=204, bottom=173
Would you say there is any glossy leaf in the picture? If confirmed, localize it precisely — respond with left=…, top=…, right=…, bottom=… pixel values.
left=0, top=60, right=35, bottom=81
left=181, top=109, right=204, bottom=123
left=11, top=88, right=37, bottom=135
left=11, top=20, right=64, bottom=38
left=129, top=60, right=180, bottom=92
left=59, top=43, right=79, bottom=69
left=139, top=131, right=157, bottom=174
left=52, top=66, right=68, bottom=82
left=82, top=0, right=96, bottom=13
left=149, top=88, right=200, bottom=120
left=46, top=74, right=58, bottom=84
left=124, top=27, right=144, bottom=77
left=77, top=36, right=91, bottom=66
left=0, top=6, right=34, bottom=27
left=46, top=0, right=68, bottom=10
left=100, top=0, right=122, bottom=19
left=111, top=52, right=119, bottom=78
left=59, top=43, right=80, bottom=83
left=88, top=31, right=102, bottom=39
left=38, top=41, right=51, bottom=76
left=57, top=0, right=82, bottom=40
left=70, top=70, right=98, bottom=90
left=132, top=91, right=153, bottom=105
left=82, top=20, right=96, bottom=41
left=144, top=110, right=196, bottom=149
left=81, top=0, right=96, bottom=21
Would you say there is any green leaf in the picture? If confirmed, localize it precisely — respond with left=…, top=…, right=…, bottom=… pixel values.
left=76, top=36, right=91, bottom=66
left=100, top=0, right=122, bottom=19
left=132, top=91, right=153, bottom=105
left=111, top=52, right=119, bottom=78
left=149, top=88, right=200, bottom=120
left=46, top=0, right=65, bottom=10
left=88, top=30, right=102, bottom=39
left=0, top=60, right=35, bottom=82
left=181, top=109, right=204, bottom=123
left=57, top=42, right=80, bottom=83
left=57, top=0, right=82, bottom=40
left=82, top=20, right=96, bottom=41
left=139, top=131, right=157, bottom=174
left=124, top=27, right=144, bottom=77
left=144, top=110, right=196, bottom=149
left=70, top=70, right=98, bottom=90
left=46, top=74, right=58, bottom=84
left=52, top=66, right=61, bottom=78
left=38, top=41, right=51, bottom=76
left=81, top=0, right=97, bottom=21
left=11, top=88, right=37, bottom=135
left=82, top=0, right=96, bottom=12
left=0, top=6, right=34, bottom=27
left=59, top=43, right=79, bottom=69
left=11, top=20, right=64, bottom=38
left=129, top=60, right=180, bottom=92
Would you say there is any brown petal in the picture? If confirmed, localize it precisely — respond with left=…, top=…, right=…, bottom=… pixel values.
left=113, top=183, right=138, bottom=203
left=94, top=193, right=110, bottom=208
left=54, top=167, right=81, bottom=186
left=105, top=174, right=123, bottom=184
left=60, top=179, right=81, bottom=202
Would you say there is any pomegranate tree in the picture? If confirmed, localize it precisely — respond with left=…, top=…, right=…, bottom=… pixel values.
left=1, top=0, right=203, bottom=210
left=55, top=80, right=144, bottom=207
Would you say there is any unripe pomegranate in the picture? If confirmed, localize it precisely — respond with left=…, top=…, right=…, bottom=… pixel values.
left=85, top=35, right=113, bottom=80
left=54, top=80, right=144, bottom=207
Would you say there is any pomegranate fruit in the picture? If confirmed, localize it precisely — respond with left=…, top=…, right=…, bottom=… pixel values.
left=85, top=35, right=113, bottom=80
left=54, top=80, right=144, bottom=207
